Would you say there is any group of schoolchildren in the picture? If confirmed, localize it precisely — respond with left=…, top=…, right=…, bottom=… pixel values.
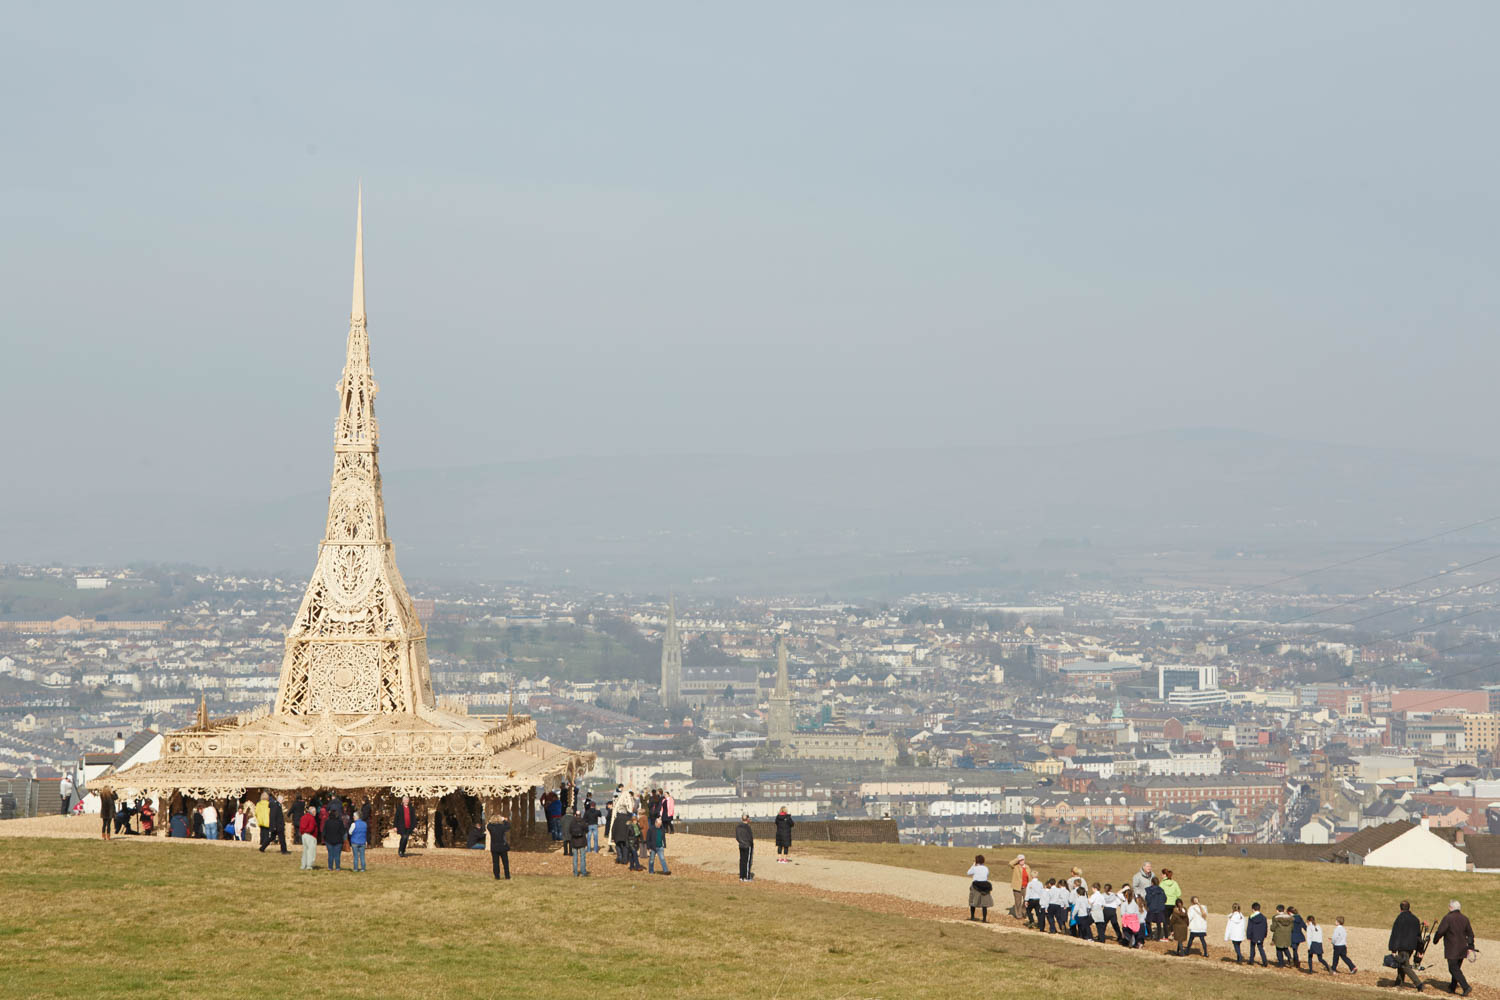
left=1223, top=901, right=1355, bottom=973
left=965, top=855, right=1357, bottom=976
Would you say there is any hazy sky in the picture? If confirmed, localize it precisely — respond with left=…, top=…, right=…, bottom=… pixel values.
left=5, top=3, right=1499, bottom=504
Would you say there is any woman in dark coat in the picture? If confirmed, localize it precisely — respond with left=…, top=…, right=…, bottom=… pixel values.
left=774, top=807, right=795, bottom=862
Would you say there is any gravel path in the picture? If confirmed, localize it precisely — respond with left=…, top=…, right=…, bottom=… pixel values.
left=667, top=834, right=1500, bottom=992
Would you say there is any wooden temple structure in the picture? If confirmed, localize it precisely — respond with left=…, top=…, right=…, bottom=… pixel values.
left=95, top=193, right=593, bottom=845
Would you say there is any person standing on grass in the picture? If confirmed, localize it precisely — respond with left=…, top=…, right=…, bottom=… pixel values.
left=59, top=774, right=74, bottom=815
left=583, top=798, right=601, bottom=854
left=611, top=807, right=631, bottom=865
left=1024, top=868, right=1045, bottom=928
left=487, top=813, right=511, bottom=880
left=99, top=789, right=115, bottom=841
left=1388, top=900, right=1425, bottom=991
left=1131, top=860, right=1154, bottom=899
left=1331, top=917, right=1356, bottom=974
left=1145, top=877, right=1167, bottom=941
left=1246, top=903, right=1269, bottom=966
left=299, top=806, right=318, bottom=870
left=774, top=807, right=795, bottom=863
left=349, top=812, right=368, bottom=872
left=323, top=804, right=346, bottom=871
left=735, top=814, right=755, bottom=882
left=1159, top=868, right=1181, bottom=910
left=1431, top=900, right=1473, bottom=997
left=1186, top=896, right=1209, bottom=957
left=569, top=809, right=590, bottom=877
left=647, top=818, right=671, bottom=875
left=1271, top=904, right=1294, bottom=966
left=1305, top=915, right=1330, bottom=972
left=1009, top=854, right=1029, bottom=919
left=967, top=854, right=993, bottom=922
left=662, top=790, right=676, bottom=833
left=268, top=793, right=288, bottom=854
left=256, top=795, right=272, bottom=851
left=394, top=796, right=416, bottom=858
left=1225, top=903, right=1246, bottom=962
left=201, top=801, right=218, bottom=841
left=629, top=813, right=647, bottom=871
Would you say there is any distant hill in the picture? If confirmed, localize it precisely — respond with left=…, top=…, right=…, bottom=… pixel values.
left=6, top=429, right=1500, bottom=593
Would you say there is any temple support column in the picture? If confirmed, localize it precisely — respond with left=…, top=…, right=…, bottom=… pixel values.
left=424, top=802, right=436, bottom=849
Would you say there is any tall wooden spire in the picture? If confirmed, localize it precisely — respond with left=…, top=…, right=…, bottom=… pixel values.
left=273, top=191, right=434, bottom=717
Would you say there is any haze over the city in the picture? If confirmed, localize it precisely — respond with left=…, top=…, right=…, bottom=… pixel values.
left=5, top=4, right=1500, bottom=583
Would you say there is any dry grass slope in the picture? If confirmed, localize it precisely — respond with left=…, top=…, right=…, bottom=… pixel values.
left=0, top=838, right=1420, bottom=1000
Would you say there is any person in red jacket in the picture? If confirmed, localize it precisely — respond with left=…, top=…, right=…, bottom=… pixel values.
left=298, top=808, right=319, bottom=870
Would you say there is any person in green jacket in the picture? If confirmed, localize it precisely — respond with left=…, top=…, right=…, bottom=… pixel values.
left=1271, top=904, right=1295, bottom=967
left=1159, top=869, right=1182, bottom=909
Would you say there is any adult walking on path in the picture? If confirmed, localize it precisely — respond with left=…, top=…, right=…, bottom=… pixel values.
left=1432, top=900, right=1474, bottom=997
left=59, top=774, right=74, bottom=815
left=735, top=814, right=754, bottom=882
left=487, top=813, right=511, bottom=880
left=774, top=808, right=795, bottom=863
left=255, top=795, right=271, bottom=851
left=1008, top=854, right=1028, bottom=919
left=966, top=854, right=993, bottom=923
left=568, top=810, right=590, bottom=876
left=1388, top=900, right=1426, bottom=992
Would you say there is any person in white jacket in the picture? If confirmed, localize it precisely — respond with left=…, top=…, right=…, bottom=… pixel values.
left=1330, top=917, right=1356, bottom=974
left=1187, top=896, right=1209, bottom=957
left=1024, top=870, right=1045, bottom=929
left=1224, top=902, right=1247, bottom=963
left=1305, top=915, right=1331, bottom=972
left=1089, top=884, right=1106, bottom=942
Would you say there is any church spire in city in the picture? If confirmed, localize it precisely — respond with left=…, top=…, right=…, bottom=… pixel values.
left=768, top=633, right=792, bottom=746
left=660, top=595, right=682, bottom=706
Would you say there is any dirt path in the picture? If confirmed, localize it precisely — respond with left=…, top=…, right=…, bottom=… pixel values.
left=666, top=834, right=1498, bottom=993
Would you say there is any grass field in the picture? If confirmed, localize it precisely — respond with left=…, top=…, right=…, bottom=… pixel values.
left=799, top=841, right=1500, bottom=930
left=0, top=838, right=1403, bottom=1000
